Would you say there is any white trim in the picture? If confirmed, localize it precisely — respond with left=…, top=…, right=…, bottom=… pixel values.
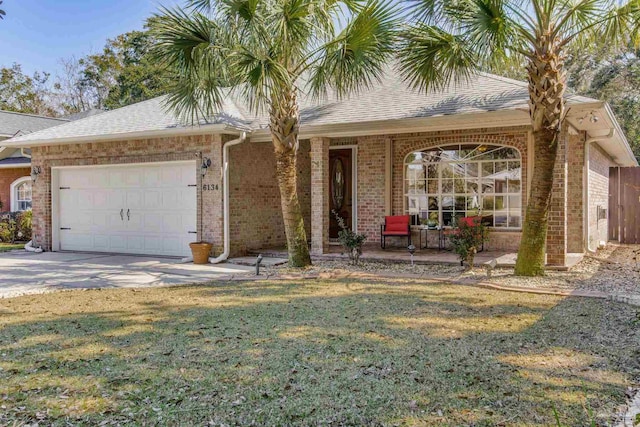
left=10, top=176, right=32, bottom=212
left=51, top=160, right=196, bottom=171
left=0, top=162, right=30, bottom=169
left=329, top=144, right=358, bottom=234
left=3, top=124, right=245, bottom=148
left=51, top=160, right=198, bottom=253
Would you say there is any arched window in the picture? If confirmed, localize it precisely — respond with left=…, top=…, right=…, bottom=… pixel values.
left=405, top=144, right=522, bottom=228
left=10, top=177, right=32, bottom=212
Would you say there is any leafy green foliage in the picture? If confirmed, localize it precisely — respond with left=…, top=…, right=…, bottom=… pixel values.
left=566, top=43, right=640, bottom=161
left=332, top=209, right=366, bottom=265
left=150, top=0, right=400, bottom=123
left=447, top=218, right=488, bottom=269
left=0, top=64, right=56, bottom=116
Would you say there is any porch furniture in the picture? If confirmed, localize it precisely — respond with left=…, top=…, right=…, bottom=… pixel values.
left=380, top=215, right=411, bottom=249
left=419, top=227, right=443, bottom=250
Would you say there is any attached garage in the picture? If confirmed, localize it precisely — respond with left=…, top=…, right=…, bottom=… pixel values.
left=51, top=161, right=197, bottom=257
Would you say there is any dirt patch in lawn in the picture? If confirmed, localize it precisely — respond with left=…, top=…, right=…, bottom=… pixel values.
left=0, top=280, right=638, bottom=426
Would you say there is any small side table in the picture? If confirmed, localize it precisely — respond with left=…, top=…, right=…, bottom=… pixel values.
left=419, top=227, right=443, bottom=250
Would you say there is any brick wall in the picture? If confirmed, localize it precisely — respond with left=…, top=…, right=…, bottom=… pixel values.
left=354, top=136, right=388, bottom=240
left=30, top=134, right=225, bottom=253
left=229, top=139, right=310, bottom=254
left=566, top=131, right=585, bottom=253
left=390, top=127, right=529, bottom=251
left=587, top=142, right=614, bottom=250
left=0, top=167, right=31, bottom=211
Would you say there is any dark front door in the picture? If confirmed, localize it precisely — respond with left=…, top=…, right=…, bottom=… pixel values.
left=329, top=148, right=353, bottom=239
left=610, top=167, right=640, bottom=243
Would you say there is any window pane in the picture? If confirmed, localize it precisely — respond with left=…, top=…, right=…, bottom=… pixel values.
left=405, top=144, right=522, bottom=229
left=481, top=162, right=494, bottom=177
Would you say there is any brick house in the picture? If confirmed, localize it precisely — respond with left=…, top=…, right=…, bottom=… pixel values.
left=2, top=71, right=637, bottom=267
left=0, top=111, right=68, bottom=213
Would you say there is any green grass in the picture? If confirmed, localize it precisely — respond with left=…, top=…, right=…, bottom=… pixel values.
left=0, top=279, right=638, bottom=426
left=0, top=242, right=23, bottom=252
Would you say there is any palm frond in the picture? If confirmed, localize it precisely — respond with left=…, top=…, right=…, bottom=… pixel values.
left=150, top=7, right=231, bottom=123
left=397, top=24, right=478, bottom=92
left=307, top=0, right=400, bottom=99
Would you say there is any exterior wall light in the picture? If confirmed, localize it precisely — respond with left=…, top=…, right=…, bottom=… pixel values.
left=31, top=166, right=41, bottom=182
left=201, top=157, right=212, bottom=176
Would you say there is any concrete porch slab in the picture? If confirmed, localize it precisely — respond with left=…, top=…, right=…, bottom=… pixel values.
left=0, top=251, right=254, bottom=298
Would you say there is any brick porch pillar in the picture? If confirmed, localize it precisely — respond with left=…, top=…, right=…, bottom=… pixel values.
left=310, top=137, right=330, bottom=255
left=546, top=127, right=568, bottom=266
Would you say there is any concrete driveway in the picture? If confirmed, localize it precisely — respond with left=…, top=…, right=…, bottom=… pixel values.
left=0, top=251, right=254, bottom=298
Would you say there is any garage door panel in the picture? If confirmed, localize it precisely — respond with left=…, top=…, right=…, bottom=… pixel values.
left=58, top=161, right=196, bottom=256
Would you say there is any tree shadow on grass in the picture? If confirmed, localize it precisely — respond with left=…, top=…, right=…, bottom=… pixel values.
left=0, top=279, right=638, bottom=426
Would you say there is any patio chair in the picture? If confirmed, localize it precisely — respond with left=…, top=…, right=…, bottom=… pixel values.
left=380, top=215, right=411, bottom=249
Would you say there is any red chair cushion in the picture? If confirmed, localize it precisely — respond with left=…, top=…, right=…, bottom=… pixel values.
left=382, top=230, right=409, bottom=236
left=385, top=215, right=410, bottom=233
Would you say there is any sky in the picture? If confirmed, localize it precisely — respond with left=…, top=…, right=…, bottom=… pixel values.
left=0, top=0, right=181, bottom=77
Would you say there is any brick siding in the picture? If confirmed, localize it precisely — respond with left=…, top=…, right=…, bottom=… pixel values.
left=0, top=167, right=31, bottom=212
left=587, top=142, right=614, bottom=250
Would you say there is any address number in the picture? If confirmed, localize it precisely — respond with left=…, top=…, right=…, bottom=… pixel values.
left=203, top=184, right=219, bottom=191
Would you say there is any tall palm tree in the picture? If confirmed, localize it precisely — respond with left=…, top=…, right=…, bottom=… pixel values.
left=399, top=0, right=640, bottom=276
left=0, top=1, right=6, bottom=20
left=151, top=0, right=397, bottom=267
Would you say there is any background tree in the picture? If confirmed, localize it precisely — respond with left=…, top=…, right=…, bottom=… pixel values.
left=0, top=63, right=56, bottom=116
left=53, top=22, right=172, bottom=114
left=399, top=0, right=640, bottom=276
left=566, top=43, right=640, bottom=159
left=0, top=1, right=6, bottom=20
left=151, top=0, right=398, bottom=267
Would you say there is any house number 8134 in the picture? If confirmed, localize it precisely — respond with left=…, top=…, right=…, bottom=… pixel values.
left=203, top=184, right=219, bottom=191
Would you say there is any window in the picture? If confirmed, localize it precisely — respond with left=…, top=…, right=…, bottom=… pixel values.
left=405, top=144, right=522, bottom=228
left=11, top=177, right=32, bottom=212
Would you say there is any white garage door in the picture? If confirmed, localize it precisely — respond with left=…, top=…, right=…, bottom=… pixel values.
left=56, top=161, right=197, bottom=257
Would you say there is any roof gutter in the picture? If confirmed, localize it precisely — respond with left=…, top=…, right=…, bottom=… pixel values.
left=209, top=132, right=248, bottom=264
left=1, top=124, right=247, bottom=148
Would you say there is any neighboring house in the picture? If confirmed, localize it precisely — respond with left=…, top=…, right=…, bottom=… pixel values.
left=2, top=70, right=637, bottom=266
left=0, top=111, right=68, bottom=213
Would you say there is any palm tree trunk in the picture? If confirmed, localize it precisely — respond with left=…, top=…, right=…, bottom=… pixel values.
left=270, top=89, right=312, bottom=267
left=514, top=128, right=559, bottom=276
left=514, top=38, right=566, bottom=276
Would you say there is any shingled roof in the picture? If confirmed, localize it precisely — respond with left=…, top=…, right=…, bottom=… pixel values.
left=0, top=110, right=68, bottom=138
left=3, top=69, right=600, bottom=145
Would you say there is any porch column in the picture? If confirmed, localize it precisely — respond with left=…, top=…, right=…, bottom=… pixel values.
left=310, top=137, right=330, bottom=255
left=546, top=127, right=569, bottom=266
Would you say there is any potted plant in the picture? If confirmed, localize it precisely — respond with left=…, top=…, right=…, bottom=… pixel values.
left=189, top=241, right=213, bottom=264
left=332, top=210, right=366, bottom=265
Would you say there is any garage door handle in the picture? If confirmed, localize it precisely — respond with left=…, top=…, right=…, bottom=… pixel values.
left=120, top=209, right=124, bottom=221
left=127, top=209, right=130, bottom=221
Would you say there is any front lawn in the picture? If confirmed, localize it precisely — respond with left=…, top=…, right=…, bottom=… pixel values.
left=0, top=242, right=24, bottom=252
left=0, top=279, right=638, bottom=426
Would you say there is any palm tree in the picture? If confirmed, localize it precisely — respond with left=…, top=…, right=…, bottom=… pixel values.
left=399, top=0, right=640, bottom=276
left=0, top=1, right=6, bottom=20
left=151, top=0, right=397, bottom=267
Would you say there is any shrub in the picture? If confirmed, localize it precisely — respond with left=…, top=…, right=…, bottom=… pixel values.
left=0, top=211, right=32, bottom=243
left=332, top=210, right=366, bottom=265
left=448, top=217, right=488, bottom=269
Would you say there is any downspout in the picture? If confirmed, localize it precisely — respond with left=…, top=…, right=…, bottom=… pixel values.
left=209, top=132, right=247, bottom=264
left=21, top=148, right=31, bottom=158
left=583, top=128, right=615, bottom=253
